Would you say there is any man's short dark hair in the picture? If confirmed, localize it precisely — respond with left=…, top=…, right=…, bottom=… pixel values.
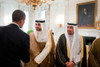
left=12, top=10, right=25, bottom=22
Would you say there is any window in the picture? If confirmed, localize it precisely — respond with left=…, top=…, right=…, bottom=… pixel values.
left=22, top=11, right=29, bottom=33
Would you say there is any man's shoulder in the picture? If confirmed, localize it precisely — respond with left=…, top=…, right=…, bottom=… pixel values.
left=93, top=38, right=100, bottom=43
left=91, top=38, right=100, bottom=49
left=60, top=33, right=65, bottom=38
left=0, top=26, right=4, bottom=30
left=0, top=26, right=6, bottom=36
left=20, top=30, right=29, bottom=37
left=59, top=33, right=66, bottom=40
left=0, top=25, right=10, bottom=33
left=95, top=38, right=100, bottom=40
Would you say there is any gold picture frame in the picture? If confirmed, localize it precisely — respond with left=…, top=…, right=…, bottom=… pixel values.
left=76, top=1, right=97, bottom=29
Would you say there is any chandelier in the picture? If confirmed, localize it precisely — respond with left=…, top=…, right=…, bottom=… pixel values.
left=19, top=0, right=54, bottom=10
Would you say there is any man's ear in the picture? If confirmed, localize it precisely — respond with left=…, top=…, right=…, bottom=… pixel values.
left=20, top=19, right=25, bottom=25
left=18, top=19, right=22, bottom=24
left=18, top=19, right=23, bottom=28
left=20, top=19, right=23, bottom=23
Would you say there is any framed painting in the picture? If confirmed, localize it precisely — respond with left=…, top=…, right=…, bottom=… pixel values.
left=76, top=1, right=96, bottom=29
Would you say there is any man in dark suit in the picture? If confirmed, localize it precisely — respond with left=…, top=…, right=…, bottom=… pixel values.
left=0, top=10, right=30, bottom=67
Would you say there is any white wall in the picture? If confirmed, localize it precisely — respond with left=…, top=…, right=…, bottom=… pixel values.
left=49, top=0, right=66, bottom=43
left=67, top=0, right=100, bottom=38
left=0, top=0, right=18, bottom=26
left=0, top=2, right=5, bottom=25
left=48, top=0, right=100, bottom=44
left=0, top=0, right=34, bottom=33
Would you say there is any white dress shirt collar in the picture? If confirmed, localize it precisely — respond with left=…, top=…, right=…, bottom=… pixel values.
left=11, top=22, right=20, bottom=28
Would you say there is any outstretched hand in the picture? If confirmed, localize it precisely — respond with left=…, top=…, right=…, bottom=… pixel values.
left=65, top=61, right=74, bottom=67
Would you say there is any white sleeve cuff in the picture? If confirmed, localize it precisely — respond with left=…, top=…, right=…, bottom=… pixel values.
left=34, top=40, right=50, bottom=64
left=34, top=56, right=41, bottom=64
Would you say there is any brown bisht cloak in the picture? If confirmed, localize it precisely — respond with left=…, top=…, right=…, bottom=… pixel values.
left=88, top=38, right=100, bottom=67
left=25, top=30, right=55, bottom=67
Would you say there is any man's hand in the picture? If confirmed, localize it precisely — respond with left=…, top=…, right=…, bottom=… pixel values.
left=33, top=60, right=38, bottom=64
left=65, top=61, right=74, bottom=67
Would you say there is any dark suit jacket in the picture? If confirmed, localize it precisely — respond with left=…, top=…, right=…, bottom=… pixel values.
left=0, top=23, right=30, bottom=67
